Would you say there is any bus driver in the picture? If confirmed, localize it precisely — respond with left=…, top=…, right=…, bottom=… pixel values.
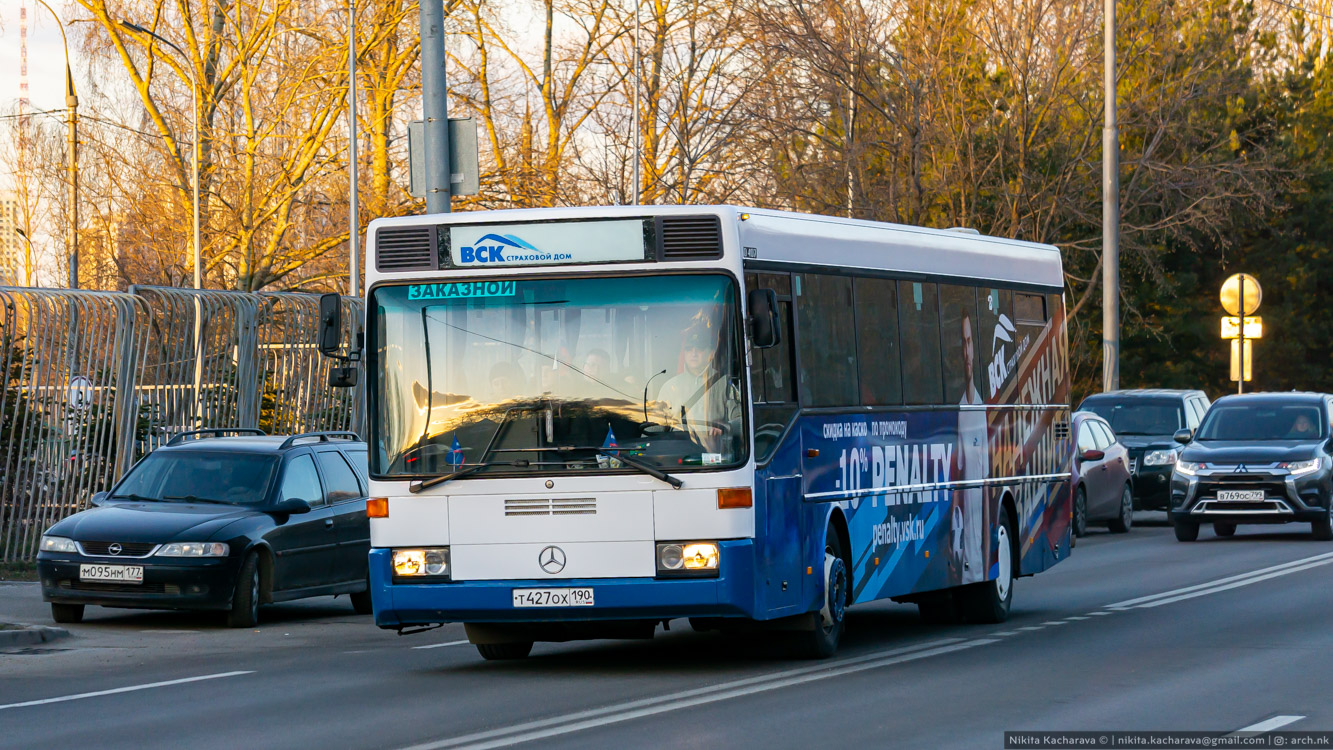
left=656, top=323, right=741, bottom=456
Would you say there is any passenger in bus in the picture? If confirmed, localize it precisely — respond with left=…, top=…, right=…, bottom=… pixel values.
left=656, top=324, right=741, bottom=455
left=952, top=309, right=989, bottom=585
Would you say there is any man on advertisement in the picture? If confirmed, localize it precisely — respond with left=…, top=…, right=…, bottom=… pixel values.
left=952, top=309, right=989, bottom=585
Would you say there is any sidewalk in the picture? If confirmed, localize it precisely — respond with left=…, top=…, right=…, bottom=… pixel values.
left=0, top=582, right=70, bottom=647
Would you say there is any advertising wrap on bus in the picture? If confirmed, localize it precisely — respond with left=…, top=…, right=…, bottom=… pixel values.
left=449, top=219, right=648, bottom=267
left=796, top=302, right=1072, bottom=604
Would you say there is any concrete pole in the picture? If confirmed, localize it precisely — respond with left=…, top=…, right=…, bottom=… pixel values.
left=66, top=71, right=78, bottom=289
left=1237, top=275, right=1245, bottom=395
left=421, top=0, right=451, bottom=214
left=1101, top=0, right=1120, bottom=392
left=347, top=0, right=360, bottom=297
left=632, top=0, right=640, bottom=205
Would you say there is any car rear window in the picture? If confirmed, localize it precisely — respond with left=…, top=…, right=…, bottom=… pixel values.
left=1198, top=403, right=1327, bottom=441
left=113, top=452, right=279, bottom=505
left=1077, top=399, right=1183, bottom=436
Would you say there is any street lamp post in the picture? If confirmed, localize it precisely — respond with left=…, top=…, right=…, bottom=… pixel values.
left=1102, top=0, right=1120, bottom=392
left=34, top=1, right=77, bottom=289
left=120, top=21, right=200, bottom=292
left=347, top=0, right=360, bottom=298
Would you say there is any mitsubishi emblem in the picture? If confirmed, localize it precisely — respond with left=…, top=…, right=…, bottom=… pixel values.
left=538, top=545, right=566, bottom=574
left=1236, top=464, right=1249, bottom=474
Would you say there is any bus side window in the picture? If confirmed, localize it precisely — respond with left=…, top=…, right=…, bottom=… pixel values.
left=939, top=285, right=979, bottom=405
left=795, top=273, right=858, bottom=407
left=977, top=288, right=1013, bottom=400
left=900, top=282, right=942, bottom=405
left=853, top=277, right=902, bottom=406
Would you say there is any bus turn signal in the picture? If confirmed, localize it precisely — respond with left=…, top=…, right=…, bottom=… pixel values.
left=367, top=497, right=388, bottom=518
left=717, top=488, right=752, bottom=509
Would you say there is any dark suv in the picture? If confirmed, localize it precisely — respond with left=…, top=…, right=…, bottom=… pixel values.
left=37, top=429, right=371, bottom=627
left=1170, top=393, right=1333, bottom=541
left=1077, top=389, right=1212, bottom=511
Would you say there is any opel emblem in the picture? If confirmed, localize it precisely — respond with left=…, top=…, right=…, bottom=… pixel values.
left=538, top=545, right=566, bottom=574
left=108, top=543, right=123, bottom=556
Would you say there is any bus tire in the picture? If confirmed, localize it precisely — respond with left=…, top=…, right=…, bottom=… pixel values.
left=957, top=504, right=1015, bottom=624
left=793, top=532, right=848, bottom=659
left=477, top=642, right=533, bottom=660
left=349, top=577, right=374, bottom=615
left=1173, top=520, right=1200, bottom=542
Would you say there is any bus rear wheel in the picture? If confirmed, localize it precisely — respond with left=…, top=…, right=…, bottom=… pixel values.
left=476, top=642, right=534, bottom=660
left=793, top=531, right=847, bottom=659
left=956, top=504, right=1015, bottom=624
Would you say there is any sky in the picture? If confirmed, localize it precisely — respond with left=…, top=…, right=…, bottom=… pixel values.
left=0, top=2, right=89, bottom=120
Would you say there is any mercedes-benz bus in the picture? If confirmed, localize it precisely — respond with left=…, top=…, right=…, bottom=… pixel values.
left=320, top=205, right=1073, bottom=659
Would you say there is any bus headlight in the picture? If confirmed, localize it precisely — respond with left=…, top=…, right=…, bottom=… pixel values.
left=392, top=547, right=450, bottom=579
left=656, top=541, right=719, bottom=577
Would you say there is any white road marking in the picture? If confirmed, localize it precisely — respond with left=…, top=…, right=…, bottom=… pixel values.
left=1128, top=557, right=1333, bottom=610
left=1236, top=715, right=1304, bottom=733
left=397, top=638, right=983, bottom=750
left=1107, top=551, right=1333, bottom=610
left=0, top=671, right=254, bottom=711
left=411, top=639, right=471, bottom=650
left=1042, top=621, right=1068, bottom=626
left=1017, top=626, right=1045, bottom=631
left=991, top=631, right=1019, bottom=636
left=1064, top=616, right=1089, bottom=621
left=1088, top=611, right=1112, bottom=616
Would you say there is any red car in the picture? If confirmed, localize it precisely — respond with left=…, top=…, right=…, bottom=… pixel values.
left=1071, top=411, right=1135, bottom=536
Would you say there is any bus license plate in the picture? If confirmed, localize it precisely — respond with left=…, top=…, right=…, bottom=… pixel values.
left=79, top=564, right=144, bottom=584
left=1217, top=490, right=1265, bottom=502
left=512, top=588, right=594, bottom=608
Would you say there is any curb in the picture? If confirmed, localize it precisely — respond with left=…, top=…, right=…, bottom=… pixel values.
left=0, top=622, right=70, bottom=648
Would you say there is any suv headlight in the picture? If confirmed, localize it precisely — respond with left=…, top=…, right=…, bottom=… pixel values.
left=1174, top=461, right=1207, bottom=477
left=1281, top=458, right=1322, bottom=477
left=156, top=542, right=229, bottom=557
left=392, top=547, right=450, bottom=579
left=40, top=535, right=77, bottom=553
left=1143, top=449, right=1179, bottom=466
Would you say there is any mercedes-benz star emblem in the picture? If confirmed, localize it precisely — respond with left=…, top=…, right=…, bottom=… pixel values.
left=108, top=543, right=123, bottom=556
left=538, top=545, right=566, bottom=574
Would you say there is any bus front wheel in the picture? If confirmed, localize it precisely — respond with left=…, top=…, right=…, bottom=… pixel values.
left=793, top=532, right=848, bottom=659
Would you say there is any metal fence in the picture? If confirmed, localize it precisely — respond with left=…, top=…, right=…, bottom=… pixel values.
left=0, top=286, right=364, bottom=562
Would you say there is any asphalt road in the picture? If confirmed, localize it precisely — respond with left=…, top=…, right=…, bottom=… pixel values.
left=4, top=514, right=1333, bottom=750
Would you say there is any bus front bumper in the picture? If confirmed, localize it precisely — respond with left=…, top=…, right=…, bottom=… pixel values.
left=369, top=539, right=757, bottom=628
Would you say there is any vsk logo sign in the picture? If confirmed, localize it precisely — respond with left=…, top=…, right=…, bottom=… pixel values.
left=539, top=546, right=567, bottom=574
left=459, top=233, right=538, bottom=264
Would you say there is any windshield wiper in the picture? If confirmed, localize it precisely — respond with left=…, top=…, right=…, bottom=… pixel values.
left=163, top=495, right=231, bottom=505
left=597, top=449, right=683, bottom=489
left=110, top=493, right=158, bottom=503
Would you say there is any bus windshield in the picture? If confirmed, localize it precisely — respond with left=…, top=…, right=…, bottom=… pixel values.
left=371, top=274, right=745, bottom=477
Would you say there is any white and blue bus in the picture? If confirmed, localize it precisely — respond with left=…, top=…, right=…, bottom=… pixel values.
left=324, top=206, right=1073, bottom=659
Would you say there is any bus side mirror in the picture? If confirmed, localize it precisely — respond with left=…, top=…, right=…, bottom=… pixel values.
left=747, top=288, right=780, bottom=349
left=318, top=293, right=343, bottom=357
